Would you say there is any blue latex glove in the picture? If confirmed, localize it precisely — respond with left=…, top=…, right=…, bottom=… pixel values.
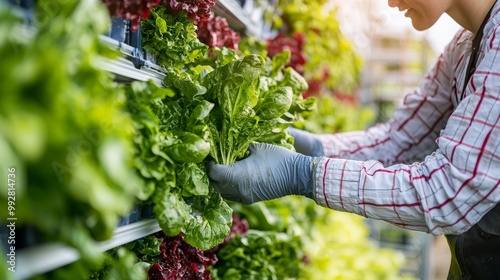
left=208, top=143, right=315, bottom=204
left=287, top=127, right=323, bottom=156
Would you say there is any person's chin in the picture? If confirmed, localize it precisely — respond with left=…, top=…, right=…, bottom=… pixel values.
left=410, top=18, right=434, bottom=31
left=406, top=11, right=437, bottom=31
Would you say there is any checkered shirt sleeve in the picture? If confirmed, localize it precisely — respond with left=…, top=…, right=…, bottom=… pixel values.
left=311, top=8, right=500, bottom=235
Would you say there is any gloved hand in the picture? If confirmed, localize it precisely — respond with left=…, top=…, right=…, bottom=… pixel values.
left=287, top=127, right=323, bottom=156
left=208, top=142, right=315, bottom=204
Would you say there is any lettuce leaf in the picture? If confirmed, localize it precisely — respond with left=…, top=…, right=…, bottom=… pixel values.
left=126, top=80, right=231, bottom=250
left=202, top=54, right=265, bottom=164
left=141, top=6, right=207, bottom=69
left=212, top=230, right=304, bottom=279
left=184, top=190, right=232, bottom=250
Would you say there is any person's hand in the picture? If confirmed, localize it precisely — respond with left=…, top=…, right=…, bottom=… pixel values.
left=287, top=127, right=323, bottom=156
left=208, top=143, right=315, bottom=204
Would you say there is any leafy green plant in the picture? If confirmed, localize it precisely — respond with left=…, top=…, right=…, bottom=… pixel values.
left=202, top=54, right=275, bottom=164
left=201, top=52, right=315, bottom=164
left=123, top=236, right=163, bottom=265
left=141, top=6, right=207, bottom=69
left=125, top=80, right=232, bottom=251
left=212, top=230, right=305, bottom=280
left=123, top=46, right=316, bottom=251
left=0, top=0, right=140, bottom=265
left=275, top=0, right=363, bottom=93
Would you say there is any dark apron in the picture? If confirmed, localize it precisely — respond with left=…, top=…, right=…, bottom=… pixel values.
left=445, top=203, right=500, bottom=279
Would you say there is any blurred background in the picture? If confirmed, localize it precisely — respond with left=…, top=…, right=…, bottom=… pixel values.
left=332, top=0, right=461, bottom=121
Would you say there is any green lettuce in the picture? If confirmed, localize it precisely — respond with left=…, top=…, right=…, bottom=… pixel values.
left=202, top=54, right=292, bottom=164
left=126, top=80, right=232, bottom=250
left=212, top=230, right=305, bottom=280
left=0, top=0, right=140, bottom=265
left=124, top=48, right=315, bottom=251
left=141, top=6, right=207, bottom=69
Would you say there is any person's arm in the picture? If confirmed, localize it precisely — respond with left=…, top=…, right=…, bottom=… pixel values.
left=208, top=29, right=500, bottom=235
left=314, top=27, right=500, bottom=235
left=314, top=32, right=478, bottom=164
left=317, top=67, right=454, bottom=165
left=290, top=80, right=453, bottom=163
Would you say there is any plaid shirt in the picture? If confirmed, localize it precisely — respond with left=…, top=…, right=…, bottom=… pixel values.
left=312, top=3, right=500, bottom=235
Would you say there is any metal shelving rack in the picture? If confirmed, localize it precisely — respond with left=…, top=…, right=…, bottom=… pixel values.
left=16, top=219, right=161, bottom=280
left=213, top=0, right=262, bottom=37
left=97, top=35, right=166, bottom=85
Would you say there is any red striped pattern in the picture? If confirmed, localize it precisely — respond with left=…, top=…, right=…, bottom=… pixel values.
left=313, top=4, right=500, bottom=235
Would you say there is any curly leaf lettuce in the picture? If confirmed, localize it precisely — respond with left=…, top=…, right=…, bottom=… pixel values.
left=212, top=230, right=304, bottom=279
left=125, top=51, right=315, bottom=251
left=142, top=6, right=207, bottom=69
left=126, top=80, right=231, bottom=250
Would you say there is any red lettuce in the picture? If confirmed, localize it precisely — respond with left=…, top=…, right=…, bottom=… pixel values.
left=102, top=0, right=161, bottom=31
left=147, top=215, right=249, bottom=279
left=148, top=233, right=217, bottom=280
left=196, top=15, right=240, bottom=51
left=164, top=0, right=215, bottom=21
left=267, top=32, right=306, bottom=74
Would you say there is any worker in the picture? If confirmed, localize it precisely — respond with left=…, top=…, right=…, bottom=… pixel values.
left=207, top=0, right=500, bottom=278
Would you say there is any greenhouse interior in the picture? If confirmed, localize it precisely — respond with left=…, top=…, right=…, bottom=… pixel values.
left=1, top=0, right=465, bottom=279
